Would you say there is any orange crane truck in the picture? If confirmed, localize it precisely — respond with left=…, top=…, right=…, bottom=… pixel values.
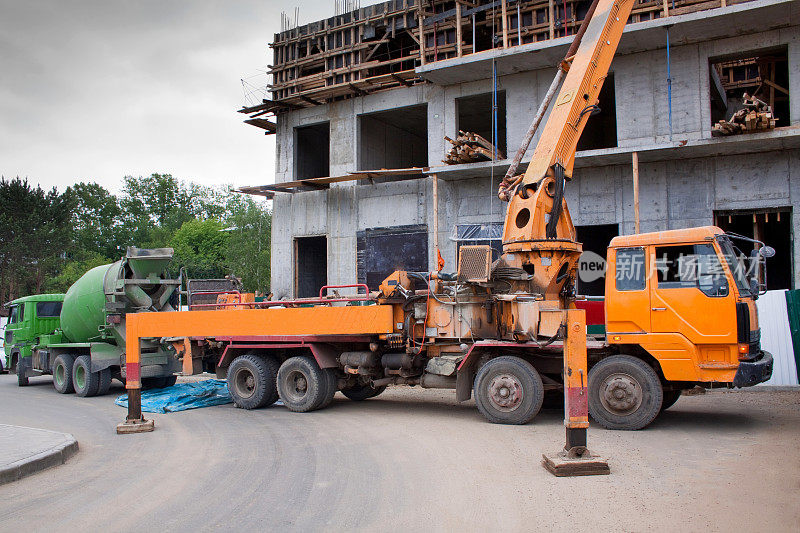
left=119, top=0, right=772, bottom=454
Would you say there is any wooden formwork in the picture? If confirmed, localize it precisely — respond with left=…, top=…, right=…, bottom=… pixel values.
left=245, top=0, right=755, bottom=125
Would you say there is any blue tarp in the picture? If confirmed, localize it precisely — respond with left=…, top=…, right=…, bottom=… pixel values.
left=115, top=379, right=233, bottom=413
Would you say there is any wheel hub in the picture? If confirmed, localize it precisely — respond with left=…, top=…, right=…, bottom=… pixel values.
left=234, top=368, right=256, bottom=399
left=599, top=372, right=642, bottom=415
left=487, top=374, right=523, bottom=412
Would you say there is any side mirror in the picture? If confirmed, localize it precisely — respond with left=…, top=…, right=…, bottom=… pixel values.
left=759, top=246, right=776, bottom=258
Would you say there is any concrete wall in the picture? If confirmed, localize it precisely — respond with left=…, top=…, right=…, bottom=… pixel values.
left=270, top=13, right=800, bottom=297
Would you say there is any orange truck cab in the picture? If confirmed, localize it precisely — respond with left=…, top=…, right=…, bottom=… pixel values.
left=601, top=226, right=773, bottom=407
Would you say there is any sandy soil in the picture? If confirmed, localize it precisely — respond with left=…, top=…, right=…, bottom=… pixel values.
left=0, top=374, right=797, bottom=532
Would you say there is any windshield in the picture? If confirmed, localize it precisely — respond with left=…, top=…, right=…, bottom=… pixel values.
left=716, top=236, right=751, bottom=294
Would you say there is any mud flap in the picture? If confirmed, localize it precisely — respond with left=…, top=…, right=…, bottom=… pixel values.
left=456, top=364, right=475, bottom=402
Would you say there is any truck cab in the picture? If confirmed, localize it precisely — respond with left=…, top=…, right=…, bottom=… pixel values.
left=3, top=294, right=65, bottom=374
left=604, top=226, right=772, bottom=388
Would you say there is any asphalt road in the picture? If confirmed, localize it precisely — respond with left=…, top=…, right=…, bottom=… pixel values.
left=0, top=374, right=798, bottom=532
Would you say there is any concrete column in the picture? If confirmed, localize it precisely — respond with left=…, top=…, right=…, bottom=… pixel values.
left=788, top=40, right=800, bottom=126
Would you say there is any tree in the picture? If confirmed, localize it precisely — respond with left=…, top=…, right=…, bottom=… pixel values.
left=119, top=173, right=230, bottom=249
left=223, top=195, right=271, bottom=293
left=44, top=252, right=110, bottom=293
left=169, top=218, right=229, bottom=279
left=65, top=182, right=123, bottom=261
left=0, top=177, right=73, bottom=302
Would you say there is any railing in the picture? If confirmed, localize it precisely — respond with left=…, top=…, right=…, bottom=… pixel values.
left=187, top=285, right=373, bottom=310
left=188, top=290, right=243, bottom=311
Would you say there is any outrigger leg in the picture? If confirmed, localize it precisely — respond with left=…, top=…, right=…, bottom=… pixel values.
left=116, top=318, right=155, bottom=434
left=542, top=309, right=610, bottom=476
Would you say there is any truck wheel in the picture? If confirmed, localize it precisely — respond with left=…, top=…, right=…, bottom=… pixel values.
left=227, top=354, right=279, bottom=409
left=661, top=390, right=681, bottom=412
left=473, top=356, right=544, bottom=425
left=341, top=383, right=386, bottom=401
left=53, top=354, right=76, bottom=394
left=163, top=375, right=177, bottom=388
left=97, top=368, right=112, bottom=395
left=276, top=356, right=329, bottom=412
left=318, top=369, right=337, bottom=408
left=73, top=355, right=100, bottom=397
left=588, top=355, right=663, bottom=430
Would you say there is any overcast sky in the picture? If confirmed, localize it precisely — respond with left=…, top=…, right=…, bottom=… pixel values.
left=0, top=1, right=368, bottom=194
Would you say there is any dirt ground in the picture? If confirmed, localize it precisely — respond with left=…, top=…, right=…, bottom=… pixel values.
left=0, top=375, right=798, bottom=532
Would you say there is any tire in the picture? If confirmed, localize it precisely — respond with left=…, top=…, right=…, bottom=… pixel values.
left=162, top=375, right=178, bottom=388
left=588, top=355, right=663, bottom=430
left=473, top=356, right=545, bottom=425
left=276, top=356, right=329, bottom=412
left=73, top=355, right=100, bottom=397
left=318, top=368, right=337, bottom=409
left=341, top=383, right=386, bottom=401
left=227, top=354, right=279, bottom=410
left=97, top=368, right=112, bottom=396
left=53, top=354, right=76, bottom=394
left=17, top=362, right=28, bottom=387
left=660, top=390, right=681, bottom=412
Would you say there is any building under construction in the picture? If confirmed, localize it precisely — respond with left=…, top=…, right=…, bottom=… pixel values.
left=239, top=0, right=800, bottom=298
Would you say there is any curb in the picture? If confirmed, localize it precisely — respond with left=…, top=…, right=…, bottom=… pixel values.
left=0, top=427, right=79, bottom=485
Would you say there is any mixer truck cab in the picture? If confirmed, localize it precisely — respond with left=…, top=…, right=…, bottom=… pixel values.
left=589, top=226, right=774, bottom=429
left=3, top=294, right=64, bottom=375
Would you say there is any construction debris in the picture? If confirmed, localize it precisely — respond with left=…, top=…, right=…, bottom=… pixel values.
left=712, top=93, right=777, bottom=137
left=443, top=131, right=505, bottom=165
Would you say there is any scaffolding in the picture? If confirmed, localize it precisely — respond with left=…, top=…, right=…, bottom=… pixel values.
left=240, top=0, right=754, bottom=131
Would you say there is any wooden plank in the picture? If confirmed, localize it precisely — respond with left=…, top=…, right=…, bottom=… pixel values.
left=501, top=0, right=509, bottom=48
left=456, top=1, right=463, bottom=57
left=419, top=13, right=426, bottom=65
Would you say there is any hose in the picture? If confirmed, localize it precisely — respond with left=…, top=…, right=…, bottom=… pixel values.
left=546, top=164, right=566, bottom=239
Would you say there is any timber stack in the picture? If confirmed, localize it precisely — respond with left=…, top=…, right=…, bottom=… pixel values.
left=443, top=131, right=506, bottom=165
left=712, top=93, right=777, bottom=136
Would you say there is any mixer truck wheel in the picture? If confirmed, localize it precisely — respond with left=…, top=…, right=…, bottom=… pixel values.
left=588, top=355, right=663, bottom=430
left=277, top=356, right=329, bottom=412
left=16, top=356, right=28, bottom=387
left=53, top=354, right=76, bottom=394
left=341, top=383, right=386, bottom=401
left=227, top=354, right=279, bottom=409
left=473, top=356, right=544, bottom=425
left=73, top=355, right=100, bottom=397
left=163, top=375, right=178, bottom=388
left=97, top=368, right=112, bottom=395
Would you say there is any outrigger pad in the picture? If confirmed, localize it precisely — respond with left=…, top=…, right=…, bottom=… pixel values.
left=542, top=447, right=610, bottom=477
left=116, top=418, right=155, bottom=434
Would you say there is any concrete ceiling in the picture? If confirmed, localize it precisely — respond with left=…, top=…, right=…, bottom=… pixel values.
left=417, top=0, right=799, bottom=86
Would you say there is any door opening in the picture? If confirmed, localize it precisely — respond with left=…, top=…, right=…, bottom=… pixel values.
left=294, top=236, right=327, bottom=298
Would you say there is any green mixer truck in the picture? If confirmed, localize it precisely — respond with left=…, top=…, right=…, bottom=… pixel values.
left=3, top=247, right=183, bottom=396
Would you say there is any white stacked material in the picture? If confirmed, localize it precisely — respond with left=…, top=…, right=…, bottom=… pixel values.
left=756, top=290, right=799, bottom=386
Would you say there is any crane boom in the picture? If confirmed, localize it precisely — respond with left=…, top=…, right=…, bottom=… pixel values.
left=499, top=0, right=635, bottom=304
